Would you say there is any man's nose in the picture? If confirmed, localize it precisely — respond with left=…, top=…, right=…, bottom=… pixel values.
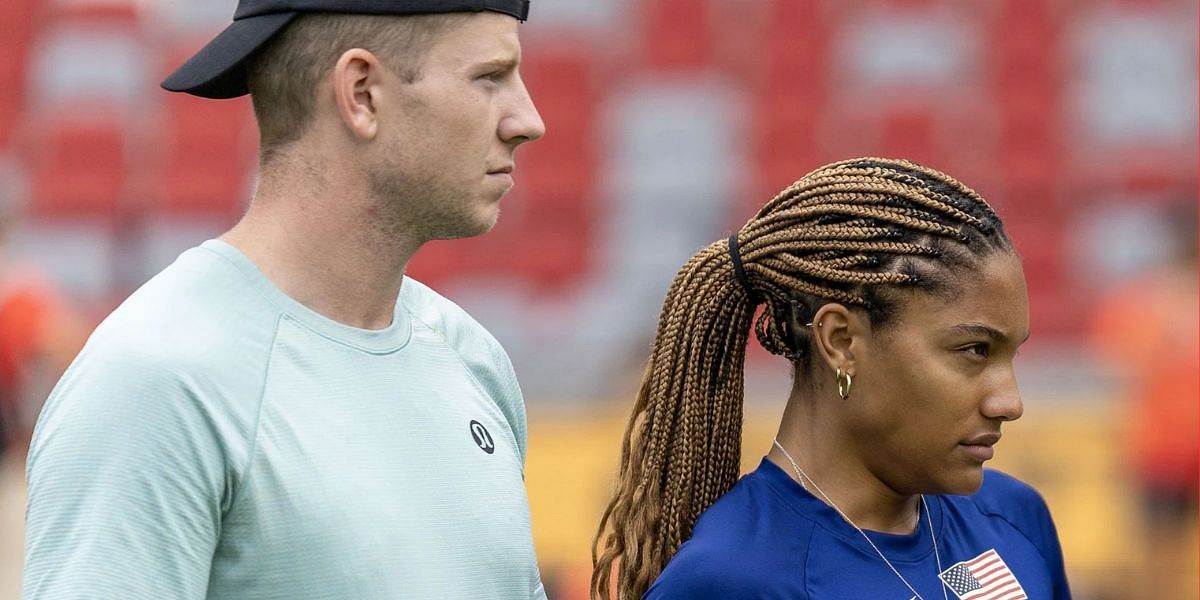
left=500, top=76, right=545, bottom=145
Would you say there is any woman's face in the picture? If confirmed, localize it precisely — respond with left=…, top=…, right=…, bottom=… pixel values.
left=847, top=251, right=1030, bottom=496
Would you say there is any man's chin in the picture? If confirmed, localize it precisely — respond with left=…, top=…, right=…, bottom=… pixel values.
left=467, top=207, right=501, bottom=237
left=430, top=212, right=499, bottom=241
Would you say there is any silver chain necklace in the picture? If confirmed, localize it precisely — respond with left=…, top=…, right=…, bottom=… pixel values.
left=772, top=439, right=948, bottom=600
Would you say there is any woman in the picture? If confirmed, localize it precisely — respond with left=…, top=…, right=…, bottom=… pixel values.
left=591, top=158, right=1071, bottom=599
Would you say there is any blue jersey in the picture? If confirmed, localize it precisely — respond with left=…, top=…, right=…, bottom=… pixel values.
left=646, top=459, right=1070, bottom=600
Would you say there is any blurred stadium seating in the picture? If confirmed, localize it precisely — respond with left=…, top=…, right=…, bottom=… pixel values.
left=0, top=0, right=1195, bottom=598
left=0, top=0, right=1192, bottom=334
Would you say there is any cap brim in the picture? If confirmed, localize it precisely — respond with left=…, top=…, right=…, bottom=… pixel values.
left=161, top=12, right=298, bottom=99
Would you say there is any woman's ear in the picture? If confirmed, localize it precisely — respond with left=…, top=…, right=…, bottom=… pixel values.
left=809, top=303, right=871, bottom=375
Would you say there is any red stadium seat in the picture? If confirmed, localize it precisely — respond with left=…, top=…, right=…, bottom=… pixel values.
left=517, top=154, right=594, bottom=207
left=0, top=0, right=37, bottom=22
left=1066, top=144, right=1197, bottom=204
left=984, top=1, right=1065, bottom=204
left=518, top=42, right=598, bottom=200
left=984, top=1, right=1063, bottom=95
left=872, top=0, right=943, bottom=8
left=640, top=0, right=713, bottom=72
left=997, top=114, right=1062, bottom=195
left=521, top=42, right=598, bottom=134
left=0, top=94, right=20, bottom=152
left=408, top=194, right=595, bottom=295
left=160, top=92, right=256, bottom=218
left=0, top=0, right=37, bottom=148
left=147, top=41, right=256, bottom=219
left=755, top=140, right=823, bottom=210
left=501, top=41, right=599, bottom=291
left=876, top=108, right=938, bottom=165
left=39, top=0, right=142, bottom=26
left=748, top=0, right=831, bottom=218
left=26, top=116, right=127, bottom=219
left=505, top=224, right=591, bottom=292
left=1004, top=209, right=1082, bottom=337
left=763, top=0, right=827, bottom=60
left=406, top=240, right=469, bottom=291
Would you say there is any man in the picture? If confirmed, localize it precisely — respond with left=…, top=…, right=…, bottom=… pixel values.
left=23, top=1, right=546, bottom=598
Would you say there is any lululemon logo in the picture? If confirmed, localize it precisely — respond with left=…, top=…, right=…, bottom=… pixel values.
left=470, top=420, right=495, bottom=454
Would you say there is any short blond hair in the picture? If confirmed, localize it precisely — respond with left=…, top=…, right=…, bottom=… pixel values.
left=246, top=12, right=458, bottom=163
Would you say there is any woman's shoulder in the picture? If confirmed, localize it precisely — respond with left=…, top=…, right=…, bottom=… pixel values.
left=644, top=461, right=820, bottom=599
left=938, top=470, right=1071, bottom=598
left=964, top=469, right=1052, bottom=516
left=646, top=518, right=816, bottom=600
left=942, top=468, right=1060, bottom=549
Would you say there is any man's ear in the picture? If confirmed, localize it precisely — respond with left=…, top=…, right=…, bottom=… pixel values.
left=809, top=303, right=871, bottom=376
left=331, top=48, right=383, bottom=141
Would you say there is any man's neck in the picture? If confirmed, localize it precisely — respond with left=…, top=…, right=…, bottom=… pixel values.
left=222, top=171, right=421, bottom=330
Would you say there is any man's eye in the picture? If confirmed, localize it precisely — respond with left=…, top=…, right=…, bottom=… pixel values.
left=961, top=343, right=989, bottom=358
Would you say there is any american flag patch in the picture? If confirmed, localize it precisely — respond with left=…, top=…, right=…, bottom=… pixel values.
left=939, top=549, right=1027, bottom=600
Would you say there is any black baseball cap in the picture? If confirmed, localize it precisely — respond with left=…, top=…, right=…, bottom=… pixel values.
left=162, top=0, right=530, bottom=99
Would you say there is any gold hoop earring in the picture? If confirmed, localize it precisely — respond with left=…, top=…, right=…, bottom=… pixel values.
left=836, top=367, right=853, bottom=400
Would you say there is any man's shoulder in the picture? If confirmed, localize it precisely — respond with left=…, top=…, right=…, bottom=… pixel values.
left=88, top=245, right=281, bottom=377
left=39, top=247, right=278, bottom=447
left=400, top=276, right=527, bottom=454
left=399, top=277, right=513, bottom=374
left=400, top=277, right=500, bottom=348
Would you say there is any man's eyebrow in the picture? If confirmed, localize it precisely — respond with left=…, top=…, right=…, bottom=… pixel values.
left=475, top=56, right=519, bottom=71
left=949, top=323, right=1031, bottom=345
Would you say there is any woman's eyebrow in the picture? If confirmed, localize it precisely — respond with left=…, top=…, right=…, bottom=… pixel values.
left=949, top=323, right=1030, bottom=345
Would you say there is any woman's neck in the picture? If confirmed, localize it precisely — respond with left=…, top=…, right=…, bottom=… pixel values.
left=771, top=401, right=922, bottom=535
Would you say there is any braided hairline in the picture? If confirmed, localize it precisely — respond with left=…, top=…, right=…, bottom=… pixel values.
left=758, top=255, right=914, bottom=286
left=751, top=267, right=865, bottom=306
left=802, top=159, right=992, bottom=210
left=750, top=200, right=962, bottom=234
left=841, top=159, right=1003, bottom=227
left=779, top=181, right=987, bottom=232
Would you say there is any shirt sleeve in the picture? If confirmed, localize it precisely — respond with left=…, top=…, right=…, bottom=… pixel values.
left=976, top=470, right=1073, bottom=600
left=1010, top=477, right=1072, bottom=600
left=401, top=280, right=529, bottom=465
left=1033, top=497, right=1072, bottom=600
left=23, top=346, right=240, bottom=599
left=530, top=562, right=548, bottom=600
left=644, top=541, right=789, bottom=600
left=486, top=341, right=528, bottom=465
